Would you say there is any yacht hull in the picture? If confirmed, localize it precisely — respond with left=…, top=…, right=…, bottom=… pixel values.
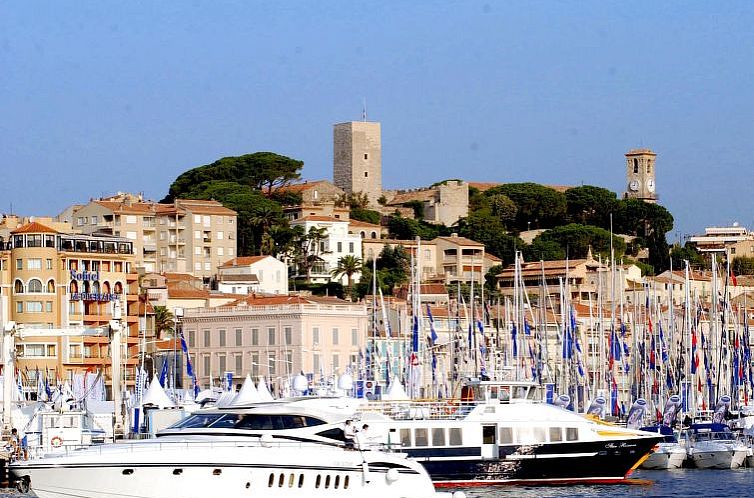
left=411, top=437, right=658, bottom=486
left=11, top=439, right=439, bottom=498
left=691, top=448, right=747, bottom=469
left=640, top=443, right=686, bottom=470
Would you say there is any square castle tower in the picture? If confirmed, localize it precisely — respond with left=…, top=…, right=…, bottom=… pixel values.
left=333, top=121, right=382, bottom=206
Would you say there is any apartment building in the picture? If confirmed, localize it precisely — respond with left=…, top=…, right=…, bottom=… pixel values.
left=289, top=216, right=362, bottom=284
left=68, top=194, right=237, bottom=282
left=0, top=220, right=139, bottom=388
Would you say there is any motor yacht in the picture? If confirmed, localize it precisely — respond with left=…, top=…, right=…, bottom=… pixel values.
left=638, top=425, right=686, bottom=469
left=685, top=422, right=748, bottom=469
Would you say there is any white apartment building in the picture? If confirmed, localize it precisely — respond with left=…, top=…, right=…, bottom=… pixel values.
left=217, top=256, right=288, bottom=295
left=289, top=216, right=362, bottom=284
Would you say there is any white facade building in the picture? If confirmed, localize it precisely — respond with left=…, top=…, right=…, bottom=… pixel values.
left=218, top=256, right=288, bottom=295
left=289, top=216, right=362, bottom=284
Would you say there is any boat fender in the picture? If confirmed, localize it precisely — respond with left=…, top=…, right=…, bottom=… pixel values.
left=259, top=434, right=273, bottom=448
left=385, top=468, right=399, bottom=484
left=51, top=436, right=63, bottom=448
left=451, top=492, right=466, bottom=498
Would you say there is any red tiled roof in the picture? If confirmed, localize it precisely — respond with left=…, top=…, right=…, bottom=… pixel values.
left=227, top=294, right=352, bottom=307
left=174, top=199, right=236, bottom=216
left=11, top=221, right=58, bottom=234
left=292, top=215, right=347, bottom=223
left=348, top=219, right=382, bottom=229
left=220, top=256, right=268, bottom=268
left=168, top=287, right=210, bottom=299
left=434, top=236, right=484, bottom=247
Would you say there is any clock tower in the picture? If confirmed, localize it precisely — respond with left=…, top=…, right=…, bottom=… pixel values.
left=624, top=148, right=657, bottom=203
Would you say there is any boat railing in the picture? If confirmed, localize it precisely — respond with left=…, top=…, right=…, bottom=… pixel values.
left=358, top=400, right=476, bottom=420
left=24, top=437, right=361, bottom=460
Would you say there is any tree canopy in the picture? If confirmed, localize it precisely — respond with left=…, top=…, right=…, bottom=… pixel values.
left=565, top=185, right=618, bottom=229
left=163, top=152, right=302, bottom=201
left=485, top=183, right=568, bottom=232
left=162, top=152, right=304, bottom=256
left=526, top=224, right=627, bottom=261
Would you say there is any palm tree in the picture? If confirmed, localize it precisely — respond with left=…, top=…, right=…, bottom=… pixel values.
left=251, top=205, right=281, bottom=255
left=153, top=306, right=175, bottom=340
left=330, top=255, right=363, bottom=296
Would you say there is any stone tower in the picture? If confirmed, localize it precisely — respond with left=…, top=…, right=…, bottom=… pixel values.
left=624, top=148, right=657, bottom=203
left=333, top=121, right=382, bottom=206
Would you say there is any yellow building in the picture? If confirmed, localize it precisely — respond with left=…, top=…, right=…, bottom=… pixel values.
left=0, top=221, right=139, bottom=390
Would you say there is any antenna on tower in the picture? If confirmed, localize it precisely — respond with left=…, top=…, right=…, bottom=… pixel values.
left=362, top=98, right=367, bottom=121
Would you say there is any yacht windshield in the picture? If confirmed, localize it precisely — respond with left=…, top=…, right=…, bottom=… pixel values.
left=167, top=413, right=326, bottom=430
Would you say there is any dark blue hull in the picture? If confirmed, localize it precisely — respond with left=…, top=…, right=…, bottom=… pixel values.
left=405, top=436, right=660, bottom=486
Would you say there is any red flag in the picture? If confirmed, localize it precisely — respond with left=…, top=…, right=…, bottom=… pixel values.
left=732, top=271, right=738, bottom=287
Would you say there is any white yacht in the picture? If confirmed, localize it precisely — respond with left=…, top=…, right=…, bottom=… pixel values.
left=10, top=416, right=460, bottom=498
left=685, top=423, right=748, bottom=469
left=638, top=425, right=686, bottom=469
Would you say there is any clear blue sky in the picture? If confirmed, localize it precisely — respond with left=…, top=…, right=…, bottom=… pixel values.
left=2, top=2, right=754, bottom=241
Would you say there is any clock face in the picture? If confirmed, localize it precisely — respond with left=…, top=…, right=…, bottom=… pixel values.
left=629, top=180, right=639, bottom=192
left=646, top=179, right=655, bottom=192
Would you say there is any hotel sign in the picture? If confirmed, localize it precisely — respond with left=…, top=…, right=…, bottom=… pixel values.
left=70, top=269, right=120, bottom=302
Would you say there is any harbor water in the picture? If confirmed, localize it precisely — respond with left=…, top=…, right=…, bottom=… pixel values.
left=456, top=469, right=754, bottom=498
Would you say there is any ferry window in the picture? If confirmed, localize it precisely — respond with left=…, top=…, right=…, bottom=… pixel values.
left=482, top=425, right=496, bottom=444
left=400, top=428, right=412, bottom=447
left=209, top=414, right=242, bottom=429
left=344, top=475, right=350, bottom=489
left=432, top=428, right=446, bottom=446
left=532, top=427, right=546, bottom=443
left=298, top=474, right=304, bottom=488
left=414, top=428, right=429, bottom=447
left=334, top=475, right=340, bottom=489
left=500, top=387, right=510, bottom=401
left=325, top=475, right=331, bottom=489
left=268, top=474, right=274, bottom=487
left=566, top=428, right=578, bottom=441
left=490, top=387, right=498, bottom=399
left=278, top=473, right=285, bottom=487
left=549, top=427, right=563, bottom=442
left=516, top=427, right=534, bottom=444
left=288, top=473, right=295, bottom=487
left=449, top=428, right=463, bottom=446
left=315, top=475, right=321, bottom=488
left=499, top=427, right=513, bottom=444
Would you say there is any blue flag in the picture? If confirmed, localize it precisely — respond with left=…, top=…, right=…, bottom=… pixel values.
left=427, top=305, right=438, bottom=345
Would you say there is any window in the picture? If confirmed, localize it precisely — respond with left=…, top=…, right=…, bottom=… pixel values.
left=400, top=428, right=412, bottom=447
left=332, top=328, right=339, bottom=345
left=414, top=428, right=428, bottom=446
left=235, top=329, right=242, bottom=346
left=45, top=301, right=52, bottom=312
left=27, top=259, right=42, bottom=270
left=432, top=428, right=446, bottom=446
left=14, top=280, right=24, bottom=294
left=252, top=353, right=259, bottom=377
left=217, top=231, right=224, bottom=240
left=364, top=171, right=368, bottom=177
left=217, top=247, right=224, bottom=256
left=268, top=327, right=276, bottom=345
left=251, top=328, right=259, bottom=345
left=15, top=259, right=22, bottom=270
left=351, top=328, right=358, bottom=346
left=633, top=158, right=639, bottom=173
left=194, top=262, right=201, bottom=271
left=235, top=354, right=242, bottom=375
left=218, top=354, right=226, bottom=373
left=313, top=354, right=320, bottom=373
left=482, top=425, right=496, bottom=444
left=203, top=330, right=210, bottom=347
left=549, top=427, right=562, bottom=442
left=194, top=230, right=200, bottom=240
left=313, top=327, right=319, bottom=345
left=566, top=428, right=578, bottom=441
left=126, top=231, right=137, bottom=240
left=16, top=302, right=23, bottom=313
left=332, top=354, right=339, bottom=371
left=337, top=242, right=342, bottom=253
left=202, top=355, right=210, bottom=376
left=77, top=217, right=84, bottom=226
left=27, top=301, right=43, bottom=312
left=194, top=215, right=201, bottom=224
left=284, top=327, right=292, bottom=345
left=268, top=353, right=276, bottom=375
left=204, top=262, right=211, bottom=271
left=349, top=242, right=354, bottom=253
left=46, top=259, right=53, bottom=270
left=219, top=329, right=226, bottom=347
left=188, top=331, right=195, bottom=348
left=449, top=428, right=463, bottom=446
left=27, top=279, right=43, bottom=293
left=91, top=216, right=98, bottom=225
left=126, top=215, right=137, bottom=224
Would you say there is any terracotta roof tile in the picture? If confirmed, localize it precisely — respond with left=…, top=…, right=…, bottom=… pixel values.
left=292, top=215, right=347, bottom=223
left=433, top=236, right=484, bottom=247
left=348, top=219, right=382, bottom=229
left=220, top=256, right=269, bottom=268
left=11, top=221, right=58, bottom=234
